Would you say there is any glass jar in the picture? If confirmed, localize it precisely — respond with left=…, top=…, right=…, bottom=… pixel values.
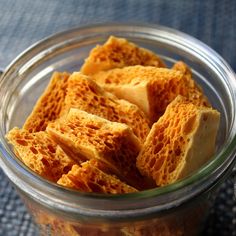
left=0, top=23, right=236, bottom=236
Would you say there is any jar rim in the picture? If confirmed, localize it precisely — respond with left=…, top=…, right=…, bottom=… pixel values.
left=0, top=22, right=236, bottom=219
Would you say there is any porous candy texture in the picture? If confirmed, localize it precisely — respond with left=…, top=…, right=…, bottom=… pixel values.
left=58, top=159, right=138, bottom=194
left=137, top=96, right=220, bottom=186
left=47, top=109, right=146, bottom=189
left=23, top=72, right=70, bottom=132
left=6, top=128, right=75, bottom=182
left=61, top=72, right=150, bottom=142
left=92, top=65, right=210, bottom=123
left=81, top=36, right=166, bottom=75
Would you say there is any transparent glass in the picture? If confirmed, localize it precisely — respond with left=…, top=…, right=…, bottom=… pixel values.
left=0, top=23, right=236, bottom=236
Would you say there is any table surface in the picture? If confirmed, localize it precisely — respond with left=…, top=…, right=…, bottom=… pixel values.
left=0, top=0, right=235, bottom=235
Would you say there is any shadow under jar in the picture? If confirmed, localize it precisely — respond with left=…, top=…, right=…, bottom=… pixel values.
left=0, top=23, right=236, bottom=236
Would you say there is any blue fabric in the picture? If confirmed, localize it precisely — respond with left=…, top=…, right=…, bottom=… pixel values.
left=0, top=0, right=235, bottom=235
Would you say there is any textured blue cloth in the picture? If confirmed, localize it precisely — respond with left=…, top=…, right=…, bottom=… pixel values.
left=0, top=0, right=236, bottom=235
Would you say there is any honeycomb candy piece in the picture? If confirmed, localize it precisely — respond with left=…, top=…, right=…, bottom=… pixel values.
left=136, top=96, right=220, bottom=186
left=23, top=72, right=70, bottom=132
left=60, top=72, right=150, bottom=142
left=47, top=108, right=146, bottom=189
left=92, top=65, right=210, bottom=123
left=58, top=160, right=138, bottom=194
left=81, top=36, right=166, bottom=75
left=6, top=128, right=76, bottom=182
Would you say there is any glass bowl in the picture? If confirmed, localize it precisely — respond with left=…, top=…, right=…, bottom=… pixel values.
left=0, top=23, right=236, bottom=236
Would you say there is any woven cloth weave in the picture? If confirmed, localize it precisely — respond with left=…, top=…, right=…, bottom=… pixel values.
left=0, top=0, right=236, bottom=235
